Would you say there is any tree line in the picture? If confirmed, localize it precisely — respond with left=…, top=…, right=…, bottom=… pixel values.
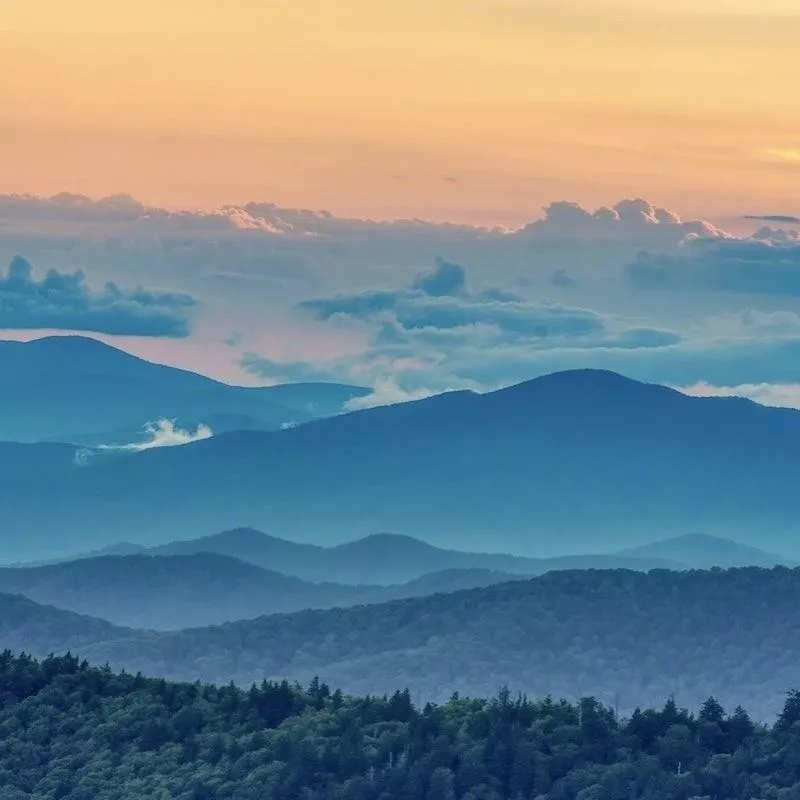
left=4, top=651, right=800, bottom=799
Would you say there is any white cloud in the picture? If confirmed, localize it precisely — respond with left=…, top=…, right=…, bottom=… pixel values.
left=100, top=419, right=213, bottom=452
left=678, top=382, right=800, bottom=410
left=344, top=379, right=437, bottom=411
left=517, top=198, right=730, bottom=243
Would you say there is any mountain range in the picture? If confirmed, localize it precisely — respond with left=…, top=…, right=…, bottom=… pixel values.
left=70, top=528, right=684, bottom=584
left=0, top=335, right=368, bottom=444
left=0, top=550, right=532, bottom=630
left=1, top=529, right=782, bottom=629
left=4, top=366, right=800, bottom=560
left=5, top=565, right=800, bottom=720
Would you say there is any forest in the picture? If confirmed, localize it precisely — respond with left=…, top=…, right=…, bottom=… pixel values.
left=3, top=651, right=800, bottom=800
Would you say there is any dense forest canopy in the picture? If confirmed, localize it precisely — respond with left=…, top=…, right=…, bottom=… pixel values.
left=4, top=652, right=800, bottom=800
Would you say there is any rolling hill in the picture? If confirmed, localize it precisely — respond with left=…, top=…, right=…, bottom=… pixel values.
left=0, top=553, right=376, bottom=629
left=6, top=368, right=800, bottom=560
left=617, top=532, right=791, bottom=569
left=6, top=566, right=800, bottom=720
left=0, top=545, right=677, bottom=628
left=0, top=335, right=368, bottom=444
left=0, top=592, right=130, bottom=654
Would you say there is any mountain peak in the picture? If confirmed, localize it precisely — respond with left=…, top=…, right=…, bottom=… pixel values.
left=335, top=533, right=439, bottom=555
left=509, top=369, right=665, bottom=394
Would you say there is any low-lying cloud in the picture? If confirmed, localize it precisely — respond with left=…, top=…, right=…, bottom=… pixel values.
left=0, top=256, right=196, bottom=336
left=100, top=419, right=213, bottom=452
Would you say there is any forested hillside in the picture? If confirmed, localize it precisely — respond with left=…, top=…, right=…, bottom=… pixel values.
left=7, top=567, right=800, bottom=720
left=3, top=651, right=800, bottom=800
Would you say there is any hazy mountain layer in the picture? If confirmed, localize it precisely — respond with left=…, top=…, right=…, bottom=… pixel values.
left=5, top=566, right=800, bottom=719
left=0, top=551, right=531, bottom=629
left=5, top=369, right=800, bottom=560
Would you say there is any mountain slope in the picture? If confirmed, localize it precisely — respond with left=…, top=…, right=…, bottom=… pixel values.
left=7, top=567, right=800, bottom=720
left=6, top=368, right=800, bottom=559
left=0, top=553, right=384, bottom=629
left=0, top=335, right=368, bottom=443
left=0, top=550, right=557, bottom=628
left=0, top=592, right=130, bottom=654
left=617, top=533, right=792, bottom=569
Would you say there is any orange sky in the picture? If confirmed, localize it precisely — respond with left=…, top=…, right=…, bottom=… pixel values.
left=2, top=0, right=799, bottom=225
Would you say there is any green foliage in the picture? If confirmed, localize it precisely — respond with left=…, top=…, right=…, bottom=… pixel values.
left=2, top=651, right=800, bottom=799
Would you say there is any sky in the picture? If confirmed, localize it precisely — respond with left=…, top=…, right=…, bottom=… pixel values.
left=2, top=1, right=800, bottom=409
left=2, top=0, right=800, bottom=224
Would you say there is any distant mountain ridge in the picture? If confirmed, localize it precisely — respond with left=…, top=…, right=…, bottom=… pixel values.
left=6, top=368, right=800, bottom=559
left=617, top=533, right=791, bottom=569
left=47, top=528, right=684, bottom=585
left=0, top=335, right=369, bottom=444
left=0, top=531, right=692, bottom=628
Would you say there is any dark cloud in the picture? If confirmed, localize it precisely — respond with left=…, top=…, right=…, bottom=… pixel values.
left=626, top=239, right=800, bottom=296
left=299, top=259, right=605, bottom=339
left=0, top=256, right=196, bottom=337
left=744, top=215, right=800, bottom=224
left=411, top=258, right=467, bottom=296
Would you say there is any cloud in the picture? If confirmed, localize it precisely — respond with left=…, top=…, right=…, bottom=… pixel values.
left=343, top=379, right=437, bottom=411
left=678, top=381, right=800, bottom=410
left=244, top=259, right=691, bottom=394
left=626, top=238, right=800, bottom=296
left=411, top=257, right=467, bottom=296
left=751, top=226, right=800, bottom=244
left=299, top=259, right=607, bottom=340
left=744, top=215, right=800, bottom=224
left=517, top=198, right=730, bottom=243
left=100, top=419, right=213, bottom=452
left=0, top=193, right=285, bottom=234
left=0, top=256, right=196, bottom=336
left=7, top=191, right=798, bottom=400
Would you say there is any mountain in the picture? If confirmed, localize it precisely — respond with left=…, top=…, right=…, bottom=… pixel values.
left=7, top=368, right=800, bottom=560
left=0, top=335, right=368, bottom=444
left=7, top=566, right=800, bottom=720
left=0, top=550, right=553, bottom=629
left=90, top=529, right=682, bottom=585
left=0, top=553, right=382, bottom=629
left=617, top=533, right=792, bottom=569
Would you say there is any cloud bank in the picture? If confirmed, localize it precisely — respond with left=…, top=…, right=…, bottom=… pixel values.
left=627, top=239, right=800, bottom=297
left=0, top=256, right=196, bottom=336
left=6, top=191, right=800, bottom=404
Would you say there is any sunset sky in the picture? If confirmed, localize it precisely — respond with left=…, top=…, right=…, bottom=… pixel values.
left=2, top=0, right=800, bottom=409
left=3, top=0, right=799, bottom=224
